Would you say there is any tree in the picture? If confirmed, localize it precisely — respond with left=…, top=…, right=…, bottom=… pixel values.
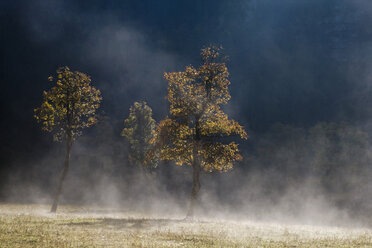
left=308, top=122, right=370, bottom=206
left=34, top=66, right=102, bottom=212
left=121, top=101, right=157, bottom=172
left=149, top=46, right=248, bottom=218
left=255, top=123, right=310, bottom=192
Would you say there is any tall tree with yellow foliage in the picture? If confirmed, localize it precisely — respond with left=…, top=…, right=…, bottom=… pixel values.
left=34, top=66, right=102, bottom=212
left=149, top=46, right=248, bottom=218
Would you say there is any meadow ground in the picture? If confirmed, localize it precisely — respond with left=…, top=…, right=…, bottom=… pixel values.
left=0, top=204, right=372, bottom=247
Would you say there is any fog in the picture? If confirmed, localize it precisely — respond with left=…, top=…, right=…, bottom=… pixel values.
left=2, top=0, right=372, bottom=229
left=3, top=120, right=372, bottom=228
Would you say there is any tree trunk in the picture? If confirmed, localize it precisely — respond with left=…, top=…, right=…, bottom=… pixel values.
left=186, top=117, right=201, bottom=219
left=186, top=158, right=201, bottom=218
left=50, top=136, right=72, bottom=213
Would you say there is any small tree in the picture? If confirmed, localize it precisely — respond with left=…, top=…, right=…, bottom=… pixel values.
left=121, top=101, right=157, bottom=172
left=149, top=46, right=248, bottom=218
left=34, top=66, right=102, bottom=212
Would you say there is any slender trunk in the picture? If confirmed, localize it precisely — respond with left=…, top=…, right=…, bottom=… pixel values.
left=186, top=117, right=201, bottom=218
left=186, top=156, right=201, bottom=218
left=50, top=136, right=72, bottom=213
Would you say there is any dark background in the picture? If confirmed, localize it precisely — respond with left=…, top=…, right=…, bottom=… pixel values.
left=1, top=0, right=372, bottom=223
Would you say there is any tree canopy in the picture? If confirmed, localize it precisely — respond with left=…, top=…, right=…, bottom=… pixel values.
left=34, top=66, right=102, bottom=142
left=150, top=46, right=248, bottom=172
left=121, top=101, right=157, bottom=170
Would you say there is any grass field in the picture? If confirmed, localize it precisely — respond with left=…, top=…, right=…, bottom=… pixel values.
left=0, top=204, right=372, bottom=247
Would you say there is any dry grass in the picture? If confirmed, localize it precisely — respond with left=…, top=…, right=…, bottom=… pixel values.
left=0, top=204, right=372, bottom=247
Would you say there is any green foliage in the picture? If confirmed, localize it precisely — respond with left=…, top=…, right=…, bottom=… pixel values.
left=150, top=45, right=247, bottom=172
left=254, top=122, right=371, bottom=210
left=309, top=122, right=369, bottom=172
left=255, top=122, right=369, bottom=175
left=308, top=122, right=370, bottom=201
left=256, top=123, right=309, bottom=173
left=121, top=101, right=157, bottom=169
left=34, top=66, right=102, bottom=142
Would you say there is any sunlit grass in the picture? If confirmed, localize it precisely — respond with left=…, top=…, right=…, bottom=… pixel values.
left=0, top=204, right=372, bottom=247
